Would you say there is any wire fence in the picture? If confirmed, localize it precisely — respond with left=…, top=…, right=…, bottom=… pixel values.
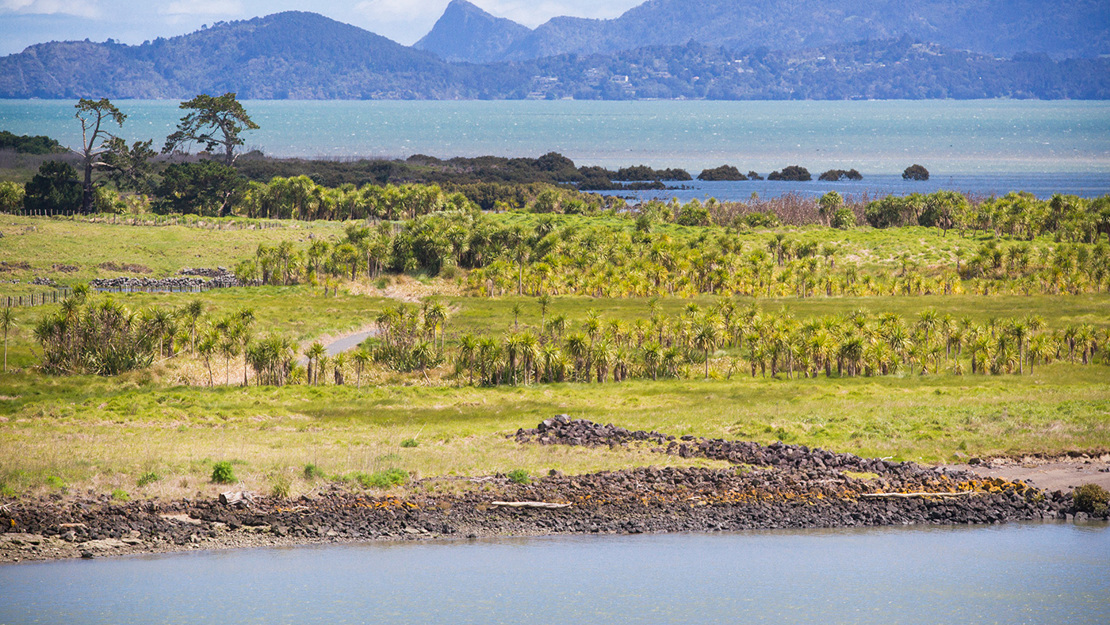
left=2, top=280, right=242, bottom=307
left=2, top=287, right=72, bottom=308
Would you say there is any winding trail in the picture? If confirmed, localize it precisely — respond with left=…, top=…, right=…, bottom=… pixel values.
left=296, top=324, right=378, bottom=365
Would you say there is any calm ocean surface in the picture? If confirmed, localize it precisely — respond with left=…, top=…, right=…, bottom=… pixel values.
left=2, top=100, right=1108, bottom=173
left=1, top=524, right=1107, bottom=625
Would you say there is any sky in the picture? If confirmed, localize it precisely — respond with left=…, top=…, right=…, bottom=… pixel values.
left=0, top=0, right=645, bottom=55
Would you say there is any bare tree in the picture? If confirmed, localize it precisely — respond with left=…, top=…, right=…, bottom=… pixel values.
left=74, top=98, right=125, bottom=213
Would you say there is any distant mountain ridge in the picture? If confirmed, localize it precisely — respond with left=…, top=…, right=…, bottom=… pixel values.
left=0, top=10, right=1106, bottom=100
left=420, top=0, right=1109, bottom=63
left=0, top=12, right=475, bottom=99
left=414, top=0, right=531, bottom=63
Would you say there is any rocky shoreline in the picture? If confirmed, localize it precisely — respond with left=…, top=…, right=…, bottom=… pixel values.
left=2, top=417, right=1105, bottom=564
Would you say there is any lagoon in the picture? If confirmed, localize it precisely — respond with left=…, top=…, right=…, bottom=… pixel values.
left=2, top=523, right=1108, bottom=624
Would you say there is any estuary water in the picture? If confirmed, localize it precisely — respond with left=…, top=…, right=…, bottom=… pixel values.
left=1, top=523, right=1107, bottom=624
left=2, top=100, right=1108, bottom=178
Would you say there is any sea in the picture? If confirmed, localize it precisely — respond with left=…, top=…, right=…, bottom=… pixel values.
left=1, top=99, right=1108, bottom=198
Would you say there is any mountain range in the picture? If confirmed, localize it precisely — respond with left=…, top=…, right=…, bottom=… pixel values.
left=417, top=0, right=1109, bottom=62
left=0, top=2, right=1106, bottom=100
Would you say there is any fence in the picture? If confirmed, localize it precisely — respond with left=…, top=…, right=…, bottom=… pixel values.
left=3, top=287, right=72, bottom=308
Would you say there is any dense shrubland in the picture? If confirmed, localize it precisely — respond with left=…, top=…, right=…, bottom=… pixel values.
left=221, top=193, right=1110, bottom=300
left=439, top=302, right=1107, bottom=387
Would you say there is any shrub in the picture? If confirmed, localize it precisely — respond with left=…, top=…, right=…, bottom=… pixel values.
left=303, top=464, right=325, bottom=480
left=0, top=181, right=24, bottom=214
left=137, top=471, right=161, bottom=487
left=355, top=468, right=408, bottom=489
left=45, top=475, right=66, bottom=491
left=507, top=469, right=530, bottom=485
left=1073, top=483, right=1109, bottom=515
left=831, top=207, right=857, bottom=229
left=270, top=473, right=292, bottom=499
left=111, top=488, right=130, bottom=501
left=211, top=461, right=236, bottom=484
left=676, top=200, right=711, bottom=226
left=735, top=211, right=780, bottom=228
left=400, top=438, right=419, bottom=448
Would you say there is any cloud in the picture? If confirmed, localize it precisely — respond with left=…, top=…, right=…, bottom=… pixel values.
left=473, top=0, right=640, bottom=26
left=354, top=0, right=445, bottom=20
left=0, top=0, right=101, bottom=18
left=163, top=0, right=244, bottom=17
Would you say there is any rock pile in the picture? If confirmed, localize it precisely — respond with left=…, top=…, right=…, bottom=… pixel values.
left=90, top=269, right=240, bottom=292
left=516, top=415, right=952, bottom=476
left=179, top=267, right=230, bottom=278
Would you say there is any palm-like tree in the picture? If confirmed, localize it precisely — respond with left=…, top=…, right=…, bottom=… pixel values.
left=538, top=294, right=552, bottom=329
left=305, top=341, right=325, bottom=385
left=181, top=299, right=203, bottom=352
left=565, top=333, right=589, bottom=381
left=457, top=334, right=477, bottom=385
left=425, top=300, right=448, bottom=350
left=518, top=332, right=540, bottom=385
left=641, top=342, right=662, bottom=381
left=590, top=339, right=613, bottom=383
left=198, top=331, right=217, bottom=386
left=540, top=343, right=564, bottom=383
left=352, top=348, right=370, bottom=389
left=692, top=320, right=720, bottom=379
left=1007, top=320, right=1030, bottom=374
left=236, top=308, right=255, bottom=386
left=219, top=326, right=239, bottom=385
left=332, top=352, right=347, bottom=385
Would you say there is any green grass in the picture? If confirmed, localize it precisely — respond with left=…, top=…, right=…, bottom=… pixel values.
left=2, top=361, right=1107, bottom=497
left=0, top=214, right=350, bottom=289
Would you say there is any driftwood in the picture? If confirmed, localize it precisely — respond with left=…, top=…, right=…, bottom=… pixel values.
left=860, top=491, right=975, bottom=499
left=219, top=491, right=256, bottom=508
left=490, top=501, right=572, bottom=509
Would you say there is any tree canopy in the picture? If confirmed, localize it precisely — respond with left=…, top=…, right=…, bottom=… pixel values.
left=163, top=93, right=259, bottom=166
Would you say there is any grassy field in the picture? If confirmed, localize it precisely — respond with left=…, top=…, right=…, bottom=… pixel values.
left=2, top=363, right=1107, bottom=499
left=1, top=214, right=1108, bottom=499
left=0, top=214, right=350, bottom=293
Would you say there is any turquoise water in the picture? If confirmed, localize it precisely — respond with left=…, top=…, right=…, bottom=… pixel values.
left=2, top=100, right=1108, bottom=175
left=1, top=523, right=1108, bottom=624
